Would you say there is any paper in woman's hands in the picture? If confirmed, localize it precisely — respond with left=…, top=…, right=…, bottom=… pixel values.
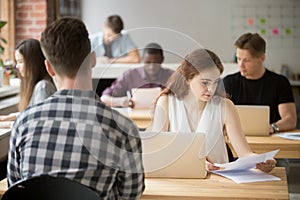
left=131, top=87, right=161, bottom=109
left=213, top=149, right=279, bottom=171
left=211, top=150, right=281, bottom=183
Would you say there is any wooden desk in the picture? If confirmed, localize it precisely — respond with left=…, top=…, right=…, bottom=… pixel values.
left=0, top=178, right=7, bottom=198
left=227, top=132, right=300, bottom=159
left=115, top=106, right=300, bottom=158
left=0, top=168, right=288, bottom=199
left=142, top=167, right=288, bottom=200
left=113, top=107, right=152, bottom=129
left=245, top=134, right=300, bottom=159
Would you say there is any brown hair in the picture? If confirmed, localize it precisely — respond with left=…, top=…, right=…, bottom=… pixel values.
left=234, top=33, right=266, bottom=57
left=106, top=15, right=124, bottom=34
left=40, top=17, right=91, bottom=78
left=16, top=39, right=55, bottom=111
left=159, top=49, right=224, bottom=100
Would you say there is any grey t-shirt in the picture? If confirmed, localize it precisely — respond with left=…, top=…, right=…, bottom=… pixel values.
left=28, top=79, right=56, bottom=107
left=89, top=31, right=137, bottom=58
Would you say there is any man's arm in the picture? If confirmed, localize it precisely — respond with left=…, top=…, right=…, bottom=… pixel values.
left=270, top=102, right=297, bottom=133
left=116, top=127, right=145, bottom=199
left=100, top=95, right=130, bottom=107
left=117, top=171, right=145, bottom=199
left=7, top=127, right=21, bottom=186
left=110, top=49, right=140, bottom=64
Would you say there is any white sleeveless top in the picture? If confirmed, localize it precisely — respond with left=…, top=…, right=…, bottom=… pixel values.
left=168, top=95, right=229, bottom=163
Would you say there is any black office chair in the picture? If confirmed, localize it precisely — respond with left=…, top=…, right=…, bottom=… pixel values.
left=2, top=175, right=100, bottom=200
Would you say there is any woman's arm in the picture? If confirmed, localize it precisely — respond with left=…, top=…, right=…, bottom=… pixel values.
left=224, top=99, right=276, bottom=172
left=0, top=112, right=18, bottom=121
left=223, top=99, right=253, bottom=157
left=151, top=95, right=169, bottom=132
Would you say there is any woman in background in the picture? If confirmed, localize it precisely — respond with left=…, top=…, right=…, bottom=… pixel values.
left=0, top=39, right=56, bottom=127
left=151, top=48, right=276, bottom=173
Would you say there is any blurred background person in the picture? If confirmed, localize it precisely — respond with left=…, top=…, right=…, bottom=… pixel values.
left=0, top=39, right=56, bottom=128
left=90, top=14, right=140, bottom=63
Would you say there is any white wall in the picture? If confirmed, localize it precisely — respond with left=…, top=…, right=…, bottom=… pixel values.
left=82, top=0, right=300, bottom=74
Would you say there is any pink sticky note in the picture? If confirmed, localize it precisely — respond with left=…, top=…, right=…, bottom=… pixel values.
left=247, top=18, right=254, bottom=26
left=272, top=28, right=279, bottom=35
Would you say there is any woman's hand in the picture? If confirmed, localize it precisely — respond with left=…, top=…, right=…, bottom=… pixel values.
left=0, top=114, right=16, bottom=121
left=0, top=121, right=13, bottom=128
left=256, top=159, right=276, bottom=173
left=206, top=157, right=220, bottom=171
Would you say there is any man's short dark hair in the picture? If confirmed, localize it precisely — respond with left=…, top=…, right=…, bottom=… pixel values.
left=106, top=15, right=124, bottom=34
left=234, top=33, right=266, bottom=57
left=40, top=17, right=91, bottom=78
left=143, top=43, right=164, bottom=57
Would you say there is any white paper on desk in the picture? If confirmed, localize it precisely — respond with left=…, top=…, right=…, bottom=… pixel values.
left=131, top=87, right=161, bottom=109
left=211, top=150, right=280, bottom=183
left=275, top=132, right=300, bottom=140
left=212, top=169, right=281, bottom=184
left=214, top=149, right=279, bottom=171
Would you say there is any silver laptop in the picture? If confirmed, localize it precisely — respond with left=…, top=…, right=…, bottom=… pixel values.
left=140, top=132, right=207, bottom=178
left=235, top=105, right=270, bottom=136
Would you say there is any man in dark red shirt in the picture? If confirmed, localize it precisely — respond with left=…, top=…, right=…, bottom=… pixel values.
left=101, top=43, right=174, bottom=107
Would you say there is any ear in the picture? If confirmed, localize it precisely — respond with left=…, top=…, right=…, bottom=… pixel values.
left=45, top=60, right=56, bottom=76
left=90, top=51, right=96, bottom=68
left=160, top=56, right=164, bottom=64
left=260, top=54, right=266, bottom=62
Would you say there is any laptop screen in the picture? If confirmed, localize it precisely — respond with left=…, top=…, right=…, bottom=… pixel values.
left=140, top=132, right=207, bottom=178
left=235, top=105, right=270, bottom=136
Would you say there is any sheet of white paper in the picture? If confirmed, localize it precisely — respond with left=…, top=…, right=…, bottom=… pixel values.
left=212, top=168, right=281, bottom=184
left=131, top=87, right=161, bottom=109
left=211, top=150, right=280, bottom=183
left=275, top=132, right=300, bottom=140
left=214, top=149, right=279, bottom=171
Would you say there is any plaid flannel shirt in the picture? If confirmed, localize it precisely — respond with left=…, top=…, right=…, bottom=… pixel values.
left=7, top=90, right=145, bottom=199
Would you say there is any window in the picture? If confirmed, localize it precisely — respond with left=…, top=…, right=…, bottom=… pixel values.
left=0, top=0, right=15, bottom=61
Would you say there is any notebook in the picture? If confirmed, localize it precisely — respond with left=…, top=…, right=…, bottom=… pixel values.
left=140, top=132, right=207, bottom=178
left=235, top=105, right=270, bottom=136
left=131, top=87, right=161, bottom=109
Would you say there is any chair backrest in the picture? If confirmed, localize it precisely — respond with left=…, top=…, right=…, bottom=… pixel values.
left=2, top=176, right=99, bottom=200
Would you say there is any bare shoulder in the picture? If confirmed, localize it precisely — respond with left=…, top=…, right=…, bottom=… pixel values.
left=157, top=94, right=168, bottom=105
left=223, top=98, right=237, bottom=119
left=224, top=98, right=235, bottom=108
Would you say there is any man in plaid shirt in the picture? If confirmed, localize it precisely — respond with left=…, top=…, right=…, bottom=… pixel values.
left=7, top=17, right=145, bottom=199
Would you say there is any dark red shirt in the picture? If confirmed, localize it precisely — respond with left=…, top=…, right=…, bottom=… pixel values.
left=102, top=66, right=174, bottom=97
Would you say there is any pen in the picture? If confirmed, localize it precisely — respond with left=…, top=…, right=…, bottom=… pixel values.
left=126, top=90, right=132, bottom=99
left=126, top=90, right=133, bottom=108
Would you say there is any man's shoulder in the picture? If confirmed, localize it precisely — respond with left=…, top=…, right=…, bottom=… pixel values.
left=265, top=69, right=290, bottom=83
left=89, top=32, right=104, bottom=44
left=89, top=31, right=103, bottom=39
left=161, top=67, right=175, bottom=75
left=103, top=107, right=139, bottom=135
left=223, top=72, right=241, bottom=81
left=123, top=66, right=144, bottom=75
left=120, top=30, right=131, bottom=37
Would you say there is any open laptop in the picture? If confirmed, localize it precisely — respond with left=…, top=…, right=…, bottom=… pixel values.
left=235, top=105, right=270, bottom=136
left=140, top=132, right=207, bottom=178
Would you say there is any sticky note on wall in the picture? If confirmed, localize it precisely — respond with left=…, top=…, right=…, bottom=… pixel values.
left=272, top=28, right=279, bottom=36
